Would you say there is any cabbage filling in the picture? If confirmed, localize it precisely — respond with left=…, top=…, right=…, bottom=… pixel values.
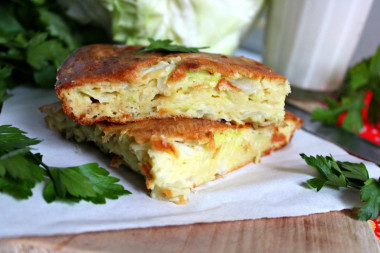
left=43, top=105, right=285, bottom=204
left=60, top=59, right=290, bottom=125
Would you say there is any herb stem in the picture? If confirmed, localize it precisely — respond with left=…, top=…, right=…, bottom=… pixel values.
left=30, top=152, right=54, bottom=179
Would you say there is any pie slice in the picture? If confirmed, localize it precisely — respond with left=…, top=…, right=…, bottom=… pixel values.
left=41, top=103, right=302, bottom=204
left=56, top=44, right=290, bottom=126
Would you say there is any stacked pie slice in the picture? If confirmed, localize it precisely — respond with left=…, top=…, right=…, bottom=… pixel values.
left=42, top=44, right=302, bottom=204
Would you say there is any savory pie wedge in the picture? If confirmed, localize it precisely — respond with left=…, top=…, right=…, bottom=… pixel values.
left=41, top=102, right=301, bottom=204
left=56, top=44, right=290, bottom=126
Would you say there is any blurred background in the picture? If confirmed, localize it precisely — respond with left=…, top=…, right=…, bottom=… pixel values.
left=242, top=0, right=380, bottom=67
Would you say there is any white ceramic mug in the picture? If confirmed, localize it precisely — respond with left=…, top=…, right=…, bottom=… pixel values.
left=263, top=0, right=373, bottom=99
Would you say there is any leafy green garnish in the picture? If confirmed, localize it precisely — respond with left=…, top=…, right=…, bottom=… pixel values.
left=44, top=164, right=129, bottom=204
left=360, top=178, right=380, bottom=221
left=0, top=125, right=130, bottom=203
left=311, top=45, right=380, bottom=133
left=301, top=153, right=379, bottom=220
left=135, top=38, right=209, bottom=55
left=0, top=0, right=109, bottom=102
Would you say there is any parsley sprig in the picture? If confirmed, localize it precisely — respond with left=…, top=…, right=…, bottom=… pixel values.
left=0, top=125, right=130, bottom=203
left=135, top=38, right=209, bottom=55
left=312, top=45, right=380, bottom=133
left=301, top=153, right=379, bottom=220
left=0, top=0, right=109, bottom=104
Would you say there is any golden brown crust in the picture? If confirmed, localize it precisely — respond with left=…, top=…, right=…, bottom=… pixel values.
left=98, top=117, right=250, bottom=144
left=141, top=163, right=152, bottom=190
left=262, top=111, right=303, bottom=156
left=284, top=110, right=303, bottom=125
left=166, top=52, right=285, bottom=83
left=55, top=44, right=287, bottom=92
left=41, top=103, right=302, bottom=150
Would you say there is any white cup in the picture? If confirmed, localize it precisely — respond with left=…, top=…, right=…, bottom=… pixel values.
left=263, top=0, right=373, bottom=100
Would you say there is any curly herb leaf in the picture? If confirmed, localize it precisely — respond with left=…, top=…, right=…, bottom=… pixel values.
left=301, top=153, right=378, bottom=220
left=0, top=0, right=109, bottom=103
left=0, top=124, right=130, bottom=203
left=135, top=38, right=209, bottom=55
left=311, top=44, right=380, bottom=132
left=359, top=178, right=380, bottom=220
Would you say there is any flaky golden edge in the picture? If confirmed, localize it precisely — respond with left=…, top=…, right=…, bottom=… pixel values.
left=55, top=44, right=287, bottom=90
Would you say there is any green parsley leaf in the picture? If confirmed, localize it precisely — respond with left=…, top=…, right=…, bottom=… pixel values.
left=338, top=161, right=369, bottom=188
left=301, top=153, right=379, bottom=220
left=0, top=152, right=45, bottom=182
left=306, top=177, right=327, bottom=191
left=28, top=33, right=49, bottom=48
left=311, top=44, right=380, bottom=131
left=341, top=96, right=365, bottom=133
left=0, top=65, right=13, bottom=103
left=33, top=65, right=58, bottom=88
left=0, top=126, right=45, bottom=199
left=0, top=4, right=24, bottom=36
left=301, top=154, right=347, bottom=188
left=0, top=177, right=35, bottom=199
left=0, top=125, right=41, bottom=154
left=368, top=87, right=380, bottom=125
left=0, top=0, right=110, bottom=98
left=26, top=39, right=70, bottom=70
left=78, top=164, right=130, bottom=201
left=44, top=164, right=130, bottom=204
left=37, top=7, right=79, bottom=50
left=135, top=38, right=209, bottom=55
left=359, top=178, right=380, bottom=220
left=369, top=45, right=380, bottom=77
left=311, top=108, right=340, bottom=125
left=311, top=95, right=365, bottom=133
left=349, top=60, right=370, bottom=90
left=0, top=124, right=131, bottom=203
left=48, top=165, right=98, bottom=199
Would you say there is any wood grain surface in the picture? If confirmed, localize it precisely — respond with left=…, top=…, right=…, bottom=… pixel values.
left=1, top=209, right=378, bottom=253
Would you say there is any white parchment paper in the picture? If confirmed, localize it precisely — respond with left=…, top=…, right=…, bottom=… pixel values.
left=0, top=87, right=379, bottom=238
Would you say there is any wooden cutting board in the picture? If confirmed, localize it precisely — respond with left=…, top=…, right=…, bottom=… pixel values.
left=1, top=209, right=378, bottom=253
